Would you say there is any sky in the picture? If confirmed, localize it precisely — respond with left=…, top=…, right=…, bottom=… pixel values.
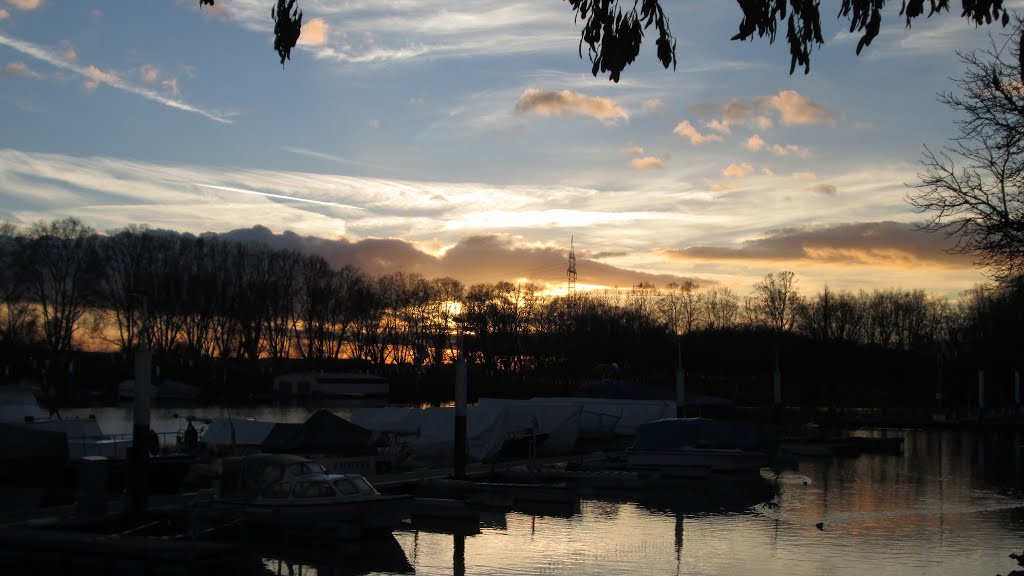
left=0, top=0, right=1013, bottom=298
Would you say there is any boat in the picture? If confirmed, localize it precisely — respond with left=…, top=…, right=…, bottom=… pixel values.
left=199, top=454, right=411, bottom=536
left=627, top=418, right=777, bottom=475
left=271, top=372, right=389, bottom=399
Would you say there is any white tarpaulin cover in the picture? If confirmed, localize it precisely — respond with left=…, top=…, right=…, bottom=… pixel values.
left=527, top=397, right=675, bottom=437
left=476, top=398, right=582, bottom=456
left=351, top=405, right=508, bottom=467
left=201, top=418, right=276, bottom=447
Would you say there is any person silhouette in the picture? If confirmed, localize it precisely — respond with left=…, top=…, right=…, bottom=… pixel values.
left=184, top=420, right=199, bottom=451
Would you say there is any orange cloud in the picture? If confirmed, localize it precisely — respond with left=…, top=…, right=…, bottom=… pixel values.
left=83, top=65, right=118, bottom=91
left=2, top=60, right=41, bottom=78
left=515, top=89, right=628, bottom=123
left=757, top=90, right=835, bottom=126
left=673, top=120, right=722, bottom=145
left=300, top=18, right=329, bottom=45
left=141, top=64, right=159, bottom=84
left=623, top=145, right=645, bottom=156
left=642, top=99, right=663, bottom=112
left=663, top=221, right=972, bottom=269
left=791, top=171, right=817, bottom=180
left=745, top=135, right=766, bottom=151
left=7, top=0, right=42, bottom=10
left=631, top=156, right=663, bottom=170
left=0, top=8, right=9, bottom=19
left=722, top=162, right=753, bottom=178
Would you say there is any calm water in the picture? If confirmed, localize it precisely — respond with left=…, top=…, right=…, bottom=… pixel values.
left=64, top=407, right=1024, bottom=576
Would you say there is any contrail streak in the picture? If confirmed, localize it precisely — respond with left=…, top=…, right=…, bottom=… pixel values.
left=0, top=32, right=232, bottom=124
left=195, top=183, right=365, bottom=209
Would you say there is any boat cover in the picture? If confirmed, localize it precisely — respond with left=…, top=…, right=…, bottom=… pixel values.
left=351, top=405, right=508, bottom=466
left=261, top=409, right=375, bottom=456
left=201, top=417, right=276, bottom=447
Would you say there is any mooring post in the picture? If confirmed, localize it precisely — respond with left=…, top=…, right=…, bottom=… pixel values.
left=978, top=369, right=985, bottom=422
left=773, top=347, right=782, bottom=428
left=129, top=292, right=151, bottom=518
left=1015, top=369, right=1020, bottom=414
left=675, top=367, right=685, bottom=419
left=454, top=359, right=467, bottom=479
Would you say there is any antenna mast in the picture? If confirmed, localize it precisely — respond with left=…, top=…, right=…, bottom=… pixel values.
left=567, top=236, right=577, bottom=297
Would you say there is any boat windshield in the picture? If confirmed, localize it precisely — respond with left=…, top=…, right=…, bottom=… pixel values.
left=335, top=476, right=378, bottom=495
left=287, top=462, right=326, bottom=477
left=294, top=481, right=335, bottom=498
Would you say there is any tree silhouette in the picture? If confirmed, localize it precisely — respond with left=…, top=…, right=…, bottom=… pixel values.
left=908, top=20, right=1024, bottom=289
left=200, top=1, right=1011, bottom=76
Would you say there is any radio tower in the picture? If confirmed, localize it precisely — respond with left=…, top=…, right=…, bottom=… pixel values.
left=567, top=236, right=577, bottom=297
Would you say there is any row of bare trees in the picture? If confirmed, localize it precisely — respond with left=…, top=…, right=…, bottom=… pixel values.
left=0, top=218, right=1017, bottom=378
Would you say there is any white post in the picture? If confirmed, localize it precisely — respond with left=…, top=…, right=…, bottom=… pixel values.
left=454, top=359, right=467, bottom=479
left=675, top=367, right=685, bottom=418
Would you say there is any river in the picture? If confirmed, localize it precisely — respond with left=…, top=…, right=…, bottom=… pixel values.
left=65, top=406, right=1024, bottom=576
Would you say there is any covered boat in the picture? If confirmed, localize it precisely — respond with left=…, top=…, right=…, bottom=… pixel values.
left=628, top=418, right=777, bottom=475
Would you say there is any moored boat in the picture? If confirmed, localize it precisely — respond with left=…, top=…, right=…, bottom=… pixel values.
left=198, top=453, right=411, bottom=536
left=627, top=418, right=777, bottom=475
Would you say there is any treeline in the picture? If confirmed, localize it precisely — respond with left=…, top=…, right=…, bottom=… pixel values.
left=0, top=218, right=1021, bottom=409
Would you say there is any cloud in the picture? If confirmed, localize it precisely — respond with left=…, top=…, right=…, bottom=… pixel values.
left=7, top=0, right=41, bottom=11
left=792, top=171, right=817, bottom=181
left=2, top=61, right=41, bottom=78
left=642, top=99, right=663, bottom=112
left=769, top=144, right=810, bottom=157
left=722, top=162, right=753, bottom=178
left=673, top=120, right=722, bottom=145
left=140, top=64, right=159, bottom=84
left=0, top=32, right=232, bottom=123
left=663, top=221, right=973, bottom=268
left=0, top=9, right=8, bottom=19
left=59, top=40, right=76, bottom=61
left=631, top=156, right=663, bottom=170
left=369, top=119, right=380, bottom=129
left=211, top=227, right=696, bottom=288
left=692, top=90, right=833, bottom=132
left=623, top=145, right=645, bottom=156
left=756, top=90, right=835, bottom=126
left=761, top=168, right=775, bottom=177
left=161, top=77, right=180, bottom=97
left=744, top=134, right=810, bottom=157
left=809, top=183, right=838, bottom=196
left=300, top=18, right=329, bottom=45
left=83, top=65, right=118, bottom=91
left=514, top=89, right=628, bottom=123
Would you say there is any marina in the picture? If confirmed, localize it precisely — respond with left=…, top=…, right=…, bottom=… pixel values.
left=0, top=389, right=1022, bottom=576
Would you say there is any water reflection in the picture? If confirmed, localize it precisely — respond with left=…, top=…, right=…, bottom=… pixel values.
left=380, top=429, right=1024, bottom=576
left=256, top=534, right=413, bottom=576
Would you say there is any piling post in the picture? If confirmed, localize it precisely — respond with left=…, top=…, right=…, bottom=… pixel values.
left=675, top=367, right=685, bottom=418
left=129, top=291, right=151, bottom=518
left=1015, top=369, right=1020, bottom=414
left=978, top=369, right=985, bottom=422
left=454, top=359, right=467, bottom=479
left=773, top=348, right=782, bottom=427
